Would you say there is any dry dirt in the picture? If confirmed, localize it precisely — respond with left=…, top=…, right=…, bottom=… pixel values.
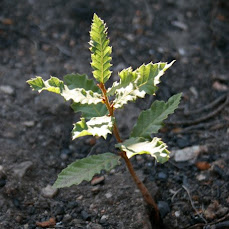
left=0, top=0, right=229, bottom=228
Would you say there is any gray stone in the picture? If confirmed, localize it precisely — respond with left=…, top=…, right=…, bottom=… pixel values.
left=0, top=85, right=14, bottom=95
left=81, top=210, right=91, bottom=220
left=42, top=184, right=58, bottom=198
left=63, top=214, right=72, bottom=223
left=105, top=192, right=112, bottom=199
left=157, top=172, right=168, bottom=181
left=13, top=161, right=33, bottom=178
left=100, top=215, right=108, bottom=224
left=174, top=145, right=207, bottom=163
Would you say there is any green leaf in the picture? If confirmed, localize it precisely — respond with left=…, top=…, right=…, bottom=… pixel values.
left=107, top=61, right=175, bottom=109
left=89, top=13, right=112, bottom=83
left=27, top=76, right=102, bottom=105
left=116, top=137, right=169, bottom=163
left=71, top=103, right=108, bottom=119
left=136, top=61, right=175, bottom=95
left=64, top=73, right=99, bottom=92
left=131, top=93, right=182, bottom=139
left=27, top=77, right=45, bottom=91
left=27, top=76, right=64, bottom=93
left=53, top=153, right=121, bottom=188
left=72, top=116, right=114, bottom=139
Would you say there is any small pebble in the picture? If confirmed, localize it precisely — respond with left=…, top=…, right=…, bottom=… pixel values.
left=157, top=172, right=168, bottom=181
left=195, top=161, right=211, bottom=170
left=42, top=185, right=58, bottom=198
left=22, top=121, right=35, bottom=127
left=87, top=223, right=103, bottom=229
left=77, top=195, right=83, bottom=200
left=63, top=214, right=72, bottom=223
left=105, top=192, right=112, bottom=199
left=178, top=48, right=186, bottom=56
left=0, top=85, right=14, bottom=95
left=23, top=224, right=29, bottom=229
left=13, top=161, right=33, bottom=178
left=60, top=153, right=68, bottom=160
left=174, top=145, right=207, bottom=163
left=196, top=173, right=207, bottom=181
left=174, top=211, right=180, bottom=217
left=91, top=176, right=105, bottom=186
left=81, top=210, right=91, bottom=220
left=91, top=186, right=100, bottom=194
left=100, top=215, right=108, bottom=224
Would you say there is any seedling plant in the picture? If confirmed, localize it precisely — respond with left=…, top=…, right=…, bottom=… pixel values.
left=27, top=14, right=181, bottom=227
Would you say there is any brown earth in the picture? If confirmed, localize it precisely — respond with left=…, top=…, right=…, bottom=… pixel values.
left=0, top=0, right=229, bottom=228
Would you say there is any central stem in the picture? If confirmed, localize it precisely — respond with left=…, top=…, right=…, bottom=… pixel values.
left=98, top=82, right=162, bottom=227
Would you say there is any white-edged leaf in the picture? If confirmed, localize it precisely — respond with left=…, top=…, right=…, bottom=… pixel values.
left=113, top=83, right=145, bottom=108
left=131, top=93, right=182, bottom=139
left=72, top=116, right=114, bottom=139
left=116, top=137, right=169, bottom=163
left=53, top=153, right=121, bottom=188
left=107, top=61, right=175, bottom=109
left=27, top=76, right=102, bottom=105
left=61, top=87, right=102, bottom=104
left=107, top=68, right=138, bottom=96
left=71, top=103, right=108, bottom=119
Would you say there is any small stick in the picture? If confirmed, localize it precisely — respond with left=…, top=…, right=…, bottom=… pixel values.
left=167, top=94, right=229, bottom=126
left=171, top=188, right=182, bottom=202
left=182, top=185, right=207, bottom=224
left=172, top=120, right=229, bottom=134
left=184, top=93, right=227, bottom=116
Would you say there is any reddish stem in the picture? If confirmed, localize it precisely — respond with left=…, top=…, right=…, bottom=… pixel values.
left=98, top=82, right=162, bottom=227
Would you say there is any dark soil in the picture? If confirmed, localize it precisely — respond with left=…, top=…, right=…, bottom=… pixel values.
left=0, top=0, right=229, bottom=228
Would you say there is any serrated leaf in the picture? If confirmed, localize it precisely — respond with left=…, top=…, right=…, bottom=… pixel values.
left=27, top=76, right=45, bottom=90
left=89, top=13, right=112, bottom=83
left=27, top=76, right=102, bottom=105
left=116, top=137, right=169, bottom=163
left=108, top=68, right=145, bottom=108
left=131, top=93, right=182, bottom=139
left=72, top=116, right=114, bottom=139
left=61, top=87, right=102, bottom=104
left=53, top=153, right=121, bottom=188
left=64, top=73, right=99, bottom=92
left=27, top=76, right=64, bottom=93
left=107, top=67, right=138, bottom=96
left=136, top=61, right=175, bottom=95
left=113, top=83, right=145, bottom=108
left=107, top=62, right=175, bottom=109
left=71, top=102, right=108, bottom=119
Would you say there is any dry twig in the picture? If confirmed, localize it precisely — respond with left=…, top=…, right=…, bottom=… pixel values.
left=167, top=94, right=229, bottom=126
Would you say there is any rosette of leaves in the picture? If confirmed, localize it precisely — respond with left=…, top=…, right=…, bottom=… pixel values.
left=27, top=13, right=181, bottom=189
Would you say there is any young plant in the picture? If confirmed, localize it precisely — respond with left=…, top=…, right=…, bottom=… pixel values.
left=27, top=14, right=181, bottom=227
